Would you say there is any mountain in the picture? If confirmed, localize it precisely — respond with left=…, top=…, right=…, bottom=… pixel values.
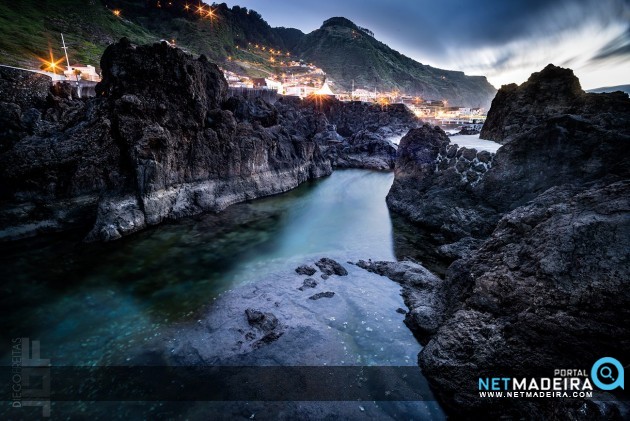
left=293, top=17, right=496, bottom=108
left=587, top=84, right=630, bottom=95
left=0, top=1, right=495, bottom=107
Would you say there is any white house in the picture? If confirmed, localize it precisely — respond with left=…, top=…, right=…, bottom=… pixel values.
left=63, top=64, right=100, bottom=82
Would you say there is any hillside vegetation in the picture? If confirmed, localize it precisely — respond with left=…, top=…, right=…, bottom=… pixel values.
left=0, top=1, right=495, bottom=106
left=296, top=18, right=495, bottom=107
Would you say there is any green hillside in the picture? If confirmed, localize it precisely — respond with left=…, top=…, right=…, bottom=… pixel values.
left=0, top=2, right=495, bottom=106
left=0, top=0, right=288, bottom=76
left=295, top=18, right=496, bottom=107
left=0, top=0, right=155, bottom=69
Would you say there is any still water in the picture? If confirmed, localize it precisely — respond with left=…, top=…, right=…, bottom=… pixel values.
left=1, top=170, right=399, bottom=363
left=0, top=169, right=445, bottom=419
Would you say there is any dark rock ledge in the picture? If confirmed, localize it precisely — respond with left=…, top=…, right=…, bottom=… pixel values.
left=0, top=39, right=420, bottom=242
left=381, top=64, right=630, bottom=418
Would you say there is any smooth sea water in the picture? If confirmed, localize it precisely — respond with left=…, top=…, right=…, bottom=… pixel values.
left=0, top=169, right=446, bottom=419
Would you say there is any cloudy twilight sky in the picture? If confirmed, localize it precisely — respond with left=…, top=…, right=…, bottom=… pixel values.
left=221, top=0, right=630, bottom=89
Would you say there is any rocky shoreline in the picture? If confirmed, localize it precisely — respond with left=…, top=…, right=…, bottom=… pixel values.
left=1, top=39, right=628, bottom=419
left=382, top=65, right=630, bottom=418
left=0, top=39, right=417, bottom=242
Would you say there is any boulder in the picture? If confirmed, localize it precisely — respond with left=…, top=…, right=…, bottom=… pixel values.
left=295, top=265, right=317, bottom=276
left=315, top=258, right=348, bottom=276
left=298, top=278, right=318, bottom=291
left=308, top=291, right=335, bottom=300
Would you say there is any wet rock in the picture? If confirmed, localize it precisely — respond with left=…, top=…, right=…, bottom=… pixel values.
left=437, top=237, right=483, bottom=260
left=476, top=150, right=492, bottom=163
left=455, top=159, right=469, bottom=173
left=245, top=309, right=279, bottom=333
left=315, top=258, right=348, bottom=276
left=321, top=274, right=329, bottom=280
left=472, top=163, right=486, bottom=173
left=309, top=292, right=335, bottom=300
left=396, top=308, right=407, bottom=315
left=464, top=170, right=478, bottom=182
left=461, top=148, right=477, bottom=161
left=356, top=260, right=444, bottom=339
left=419, top=180, right=630, bottom=418
left=446, top=145, right=458, bottom=158
left=389, top=65, right=630, bottom=417
left=457, top=126, right=480, bottom=136
left=328, top=129, right=398, bottom=170
left=298, top=278, right=318, bottom=291
left=295, top=265, right=317, bottom=276
left=253, top=331, right=284, bottom=349
left=387, top=124, right=499, bottom=241
left=388, top=66, right=630, bottom=243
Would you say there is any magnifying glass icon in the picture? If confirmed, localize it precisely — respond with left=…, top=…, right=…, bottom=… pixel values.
left=600, top=366, right=615, bottom=381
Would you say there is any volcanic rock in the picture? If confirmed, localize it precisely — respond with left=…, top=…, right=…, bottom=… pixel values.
left=298, top=278, right=318, bottom=291
left=308, top=291, right=335, bottom=300
left=0, top=39, right=332, bottom=241
left=295, top=265, right=317, bottom=276
left=315, top=258, right=348, bottom=276
left=386, top=64, right=630, bottom=417
left=480, top=64, right=630, bottom=144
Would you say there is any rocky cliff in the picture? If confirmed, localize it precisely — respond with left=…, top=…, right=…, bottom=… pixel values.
left=0, top=39, right=332, bottom=241
left=0, top=39, right=420, bottom=242
left=308, top=99, right=419, bottom=170
left=480, top=64, right=630, bottom=144
left=388, top=65, right=629, bottom=243
left=383, top=65, right=630, bottom=417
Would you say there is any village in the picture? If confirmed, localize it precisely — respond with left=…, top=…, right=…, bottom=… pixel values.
left=3, top=28, right=486, bottom=129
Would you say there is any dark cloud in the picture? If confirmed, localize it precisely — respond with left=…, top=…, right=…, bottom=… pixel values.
left=222, top=0, right=630, bottom=86
left=225, top=0, right=628, bottom=60
left=591, top=27, right=630, bottom=61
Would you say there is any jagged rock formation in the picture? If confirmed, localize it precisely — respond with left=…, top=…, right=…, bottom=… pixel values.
left=0, top=39, right=331, bottom=241
left=0, top=39, right=420, bottom=242
left=318, top=101, right=418, bottom=170
left=386, top=125, right=498, bottom=242
left=277, top=96, right=419, bottom=171
left=480, top=64, right=630, bottom=144
left=384, top=64, right=630, bottom=417
left=420, top=180, right=630, bottom=418
left=389, top=66, right=629, bottom=243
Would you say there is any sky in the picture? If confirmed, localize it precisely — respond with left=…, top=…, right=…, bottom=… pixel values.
left=219, top=0, right=630, bottom=89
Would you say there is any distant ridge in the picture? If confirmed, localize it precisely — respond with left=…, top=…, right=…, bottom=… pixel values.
left=292, top=17, right=496, bottom=108
left=587, top=84, right=630, bottom=95
left=0, top=1, right=496, bottom=107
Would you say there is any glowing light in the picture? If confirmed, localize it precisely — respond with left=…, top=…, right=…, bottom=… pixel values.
left=112, top=9, right=121, bottom=17
left=38, top=51, right=65, bottom=74
left=184, top=4, right=190, bottom=10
